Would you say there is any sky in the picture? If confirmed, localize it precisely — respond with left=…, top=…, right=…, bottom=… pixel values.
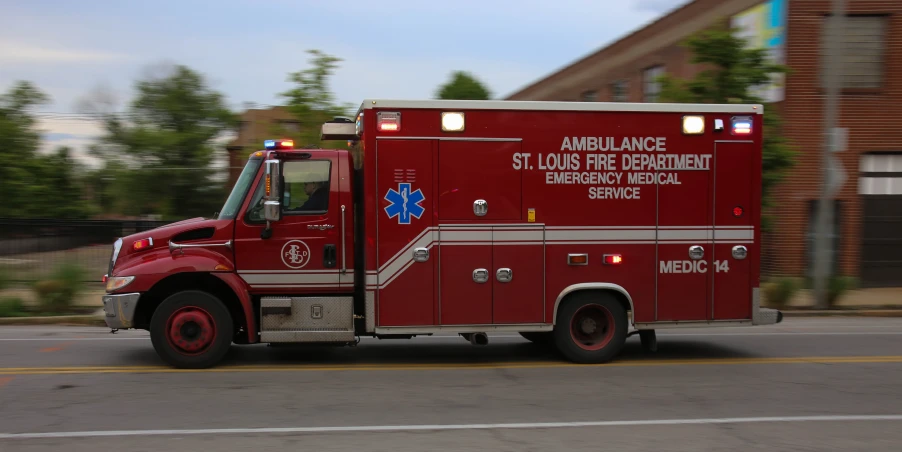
left=0, top=0, right=687, bottom=168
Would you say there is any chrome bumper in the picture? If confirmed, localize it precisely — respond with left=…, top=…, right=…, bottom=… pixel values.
left=102, top=293, right=141, bottom=329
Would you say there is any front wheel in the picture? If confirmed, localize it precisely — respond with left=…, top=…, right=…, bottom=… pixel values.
left=553, top=292, right=628, bottom=364
left=150, top=290, right=233, bottom=369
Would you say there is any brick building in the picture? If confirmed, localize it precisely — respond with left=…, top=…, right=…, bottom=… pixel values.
left=225, top=106, right=299, bottom=185
left=506, top=0, right=902, bottom=287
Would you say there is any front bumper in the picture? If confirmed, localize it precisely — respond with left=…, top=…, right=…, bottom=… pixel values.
left=102, top=292, right=141, bottom=329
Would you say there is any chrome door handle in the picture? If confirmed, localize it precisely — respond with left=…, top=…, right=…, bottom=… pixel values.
left=496, top=268, right=512, bottom=283
left=473, top=268, right=488, bottom=283
left=688, top=245, right=704, bottom=260
left=413, top=247, right=429, bottom=262
left=473, top=199, right=487, bottom=217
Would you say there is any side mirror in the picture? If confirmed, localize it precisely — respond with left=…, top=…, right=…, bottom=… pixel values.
left=264, top=200, right=282, bottom=222
left=262, top=159, right=282, bottom=238
left=264, top=159, right=281, bottom=203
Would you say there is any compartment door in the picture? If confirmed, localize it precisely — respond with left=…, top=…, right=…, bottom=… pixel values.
left=376, top=139, right=436, bottom=327
left=492, top=225, right=545, bottom=324
left=438, top=226, right=493, bottom=325
left=438, top=140, right=523, bottom=221
left=711, top=141, right=755, bottom=320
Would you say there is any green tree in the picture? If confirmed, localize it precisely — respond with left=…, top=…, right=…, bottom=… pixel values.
left=0, top=81, right=92, bottom=218
left=280, top=50, right=354, bottom=148
left=94, top=65, right=237, bottom=219
left=435, top=71, right=492, bottom=100
left=656, top=24, right=795, bottom=230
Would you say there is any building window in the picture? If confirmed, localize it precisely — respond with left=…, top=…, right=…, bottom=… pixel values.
left=580, top=90, right=598, bottom=102
left=643, top=65, right=665, bottom=102
left=820, top=15, right=888, bottom=89
left=611, top=80, right=629, bottom=102
left=859, top=153, right=902, bottom=195
left=277, top=119, right=301, bottom=133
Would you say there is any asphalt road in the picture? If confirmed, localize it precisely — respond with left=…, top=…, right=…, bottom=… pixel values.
left=0, top=318, right=901, bottom=451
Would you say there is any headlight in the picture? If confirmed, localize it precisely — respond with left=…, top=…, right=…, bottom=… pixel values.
left=106, top=276, right=135, bottom=292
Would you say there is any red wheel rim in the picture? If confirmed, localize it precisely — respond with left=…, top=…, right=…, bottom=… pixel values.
left=165, top=306, right=217, bottom=356
left=569, top=304, right=615, bottom=351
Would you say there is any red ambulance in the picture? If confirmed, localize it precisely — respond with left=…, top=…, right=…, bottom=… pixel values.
left=101, top=99, right=782, bottom=369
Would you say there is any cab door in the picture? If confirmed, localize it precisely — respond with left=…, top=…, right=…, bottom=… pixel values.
left=234, top=152, right=347, bottom=293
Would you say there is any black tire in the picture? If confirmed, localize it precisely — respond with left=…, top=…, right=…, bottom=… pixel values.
left=149, top=290, right=233, bottom=369
left=553, top=291, right=628, bottom=364
left=519, top=332, right=554, bottom=345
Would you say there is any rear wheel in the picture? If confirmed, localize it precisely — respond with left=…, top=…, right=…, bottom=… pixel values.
left=553, top=292, right=628, bottom=364
left=150, top=290, right=233, bottom=369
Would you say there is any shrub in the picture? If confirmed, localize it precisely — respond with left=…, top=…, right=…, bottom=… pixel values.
left=32, top=261, right=87, bottom=313
left=763, top=277, right=799, bottom=308
left=828, top=276, right=859, bottom=307
left=0, top=267, right=9, bottom=291
left=0, top=297, right=27, bottom=317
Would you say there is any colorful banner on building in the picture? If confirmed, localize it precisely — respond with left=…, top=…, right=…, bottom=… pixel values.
left=731, top=0, right=787, bottom=103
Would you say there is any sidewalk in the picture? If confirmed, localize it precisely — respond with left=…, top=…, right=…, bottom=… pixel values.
left=766, top=287, right=902, bottom=310
left=0, top=285, right=106, bottom=308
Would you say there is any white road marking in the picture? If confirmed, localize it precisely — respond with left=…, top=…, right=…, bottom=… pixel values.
left=2, top=415, right=901, bottom=439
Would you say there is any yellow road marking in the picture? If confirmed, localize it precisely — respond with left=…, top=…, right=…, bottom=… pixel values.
left=1, top=355, right=902, bottom=375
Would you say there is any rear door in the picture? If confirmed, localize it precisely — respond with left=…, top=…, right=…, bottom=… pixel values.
left=711, top=141, right=756, bottom=320
left=655, top=159, right=712, bottom=322
left=234, top=152, right=345, bottom=293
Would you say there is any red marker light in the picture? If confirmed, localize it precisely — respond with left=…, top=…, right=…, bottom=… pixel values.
left=603, top=254, right=623, bottom=265
left=733, top=206, right=744, bottom=217
left=133, top=238, right=153, bottom=251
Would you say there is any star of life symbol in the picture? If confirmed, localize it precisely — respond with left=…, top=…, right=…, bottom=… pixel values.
left=281, top=240, right=311, bottom=269
left=384, top=182, right=425, bottom=225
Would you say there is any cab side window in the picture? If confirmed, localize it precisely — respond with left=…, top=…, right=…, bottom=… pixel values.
left=244, top=160, right=332, bottom=223
left=283, top=160, right=331, bottom=214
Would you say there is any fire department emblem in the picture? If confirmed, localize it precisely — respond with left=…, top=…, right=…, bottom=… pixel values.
left=281, top=240, right=311, bottom=269
left=384, top=182, right=425, bottom=225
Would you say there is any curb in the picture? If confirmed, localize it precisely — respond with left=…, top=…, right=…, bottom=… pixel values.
left=0, top=313, right=107, bottom=326
left=779, top=309, right=902, bottom=318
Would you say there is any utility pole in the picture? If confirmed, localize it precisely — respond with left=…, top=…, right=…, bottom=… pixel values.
left=813, top=0, right=846, bottom=309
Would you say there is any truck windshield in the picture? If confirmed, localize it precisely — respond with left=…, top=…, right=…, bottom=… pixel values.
left=217, top=158, right=263, bottom=220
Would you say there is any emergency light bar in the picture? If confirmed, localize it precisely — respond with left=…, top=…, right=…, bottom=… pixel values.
left=264, top=139, right=294, bottom=150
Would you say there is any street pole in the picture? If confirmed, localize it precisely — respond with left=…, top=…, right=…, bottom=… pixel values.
left=813, top=0, right=846, bottom=309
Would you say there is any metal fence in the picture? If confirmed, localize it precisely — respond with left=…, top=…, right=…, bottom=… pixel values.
left=0, top=218, right=172, bottom=284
